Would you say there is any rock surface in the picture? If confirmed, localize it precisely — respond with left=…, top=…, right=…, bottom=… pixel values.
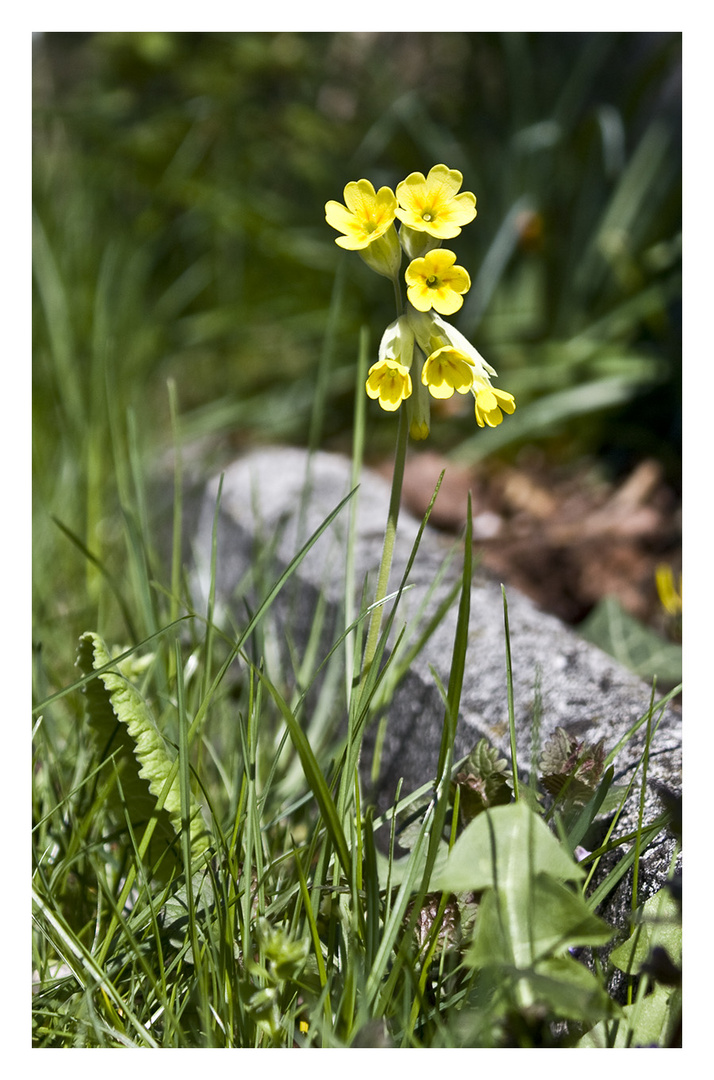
left=183, top=445, right=681, bottom=939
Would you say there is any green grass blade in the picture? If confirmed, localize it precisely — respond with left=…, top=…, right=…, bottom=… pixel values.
left=344, top=324, right=369, bottom=703
left=502, top=585, right=520, bottom=802
left=253, top=663, right=351, bottom=879
left=32, top=888, right=160, bottom=1048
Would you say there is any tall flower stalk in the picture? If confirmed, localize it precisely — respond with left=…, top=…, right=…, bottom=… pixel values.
left=325, top=164, right=516, bottom=690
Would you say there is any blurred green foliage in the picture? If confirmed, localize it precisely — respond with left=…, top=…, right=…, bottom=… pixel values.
left=33, top=31, right=681, bottom=471
left=32, top=31, right=681, bottom=635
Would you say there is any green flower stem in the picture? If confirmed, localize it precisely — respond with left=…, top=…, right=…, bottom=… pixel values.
left=360, top=404, right=408, bottom=684
left=360, top=272, right=406, bottom=684
left=392, top=274, right=404, bottom=318
left=337, top=383, right=407, bottom=858
left=340, top=271, right=406, bottom=823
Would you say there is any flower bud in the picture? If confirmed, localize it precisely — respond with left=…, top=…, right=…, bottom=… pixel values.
left=398, top=224, right=443, bottom=261
left=405, top=350, right=431, bottom=438
left=378, top=315, right=414, bottom=369
left=366, top=316, right=416, bottom=412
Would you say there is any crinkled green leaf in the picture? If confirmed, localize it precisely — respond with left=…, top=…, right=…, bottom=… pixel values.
left=540, top=726, right=606, bottom=803
left=76, top=631, right=210, bottom=871
left=452, top=737, right=512, bottom=824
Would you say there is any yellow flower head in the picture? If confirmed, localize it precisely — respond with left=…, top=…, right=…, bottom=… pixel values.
left=325, top=179, right=397, bottom=250
left=405, top=249, right=471, bottom=315
left=421, top=346, right=475, bottom=399
left=473, top=380, right=516, bottom=428
left=366, top=358, right=413, bottom=411
left=395, top=164, right=477, bottom=239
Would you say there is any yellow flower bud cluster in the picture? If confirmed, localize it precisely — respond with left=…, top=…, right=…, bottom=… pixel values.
left=325, top=164, right=516, bottom=438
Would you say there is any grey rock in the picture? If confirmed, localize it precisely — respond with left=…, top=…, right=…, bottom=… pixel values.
left=186, top=446, right=681, bottom=941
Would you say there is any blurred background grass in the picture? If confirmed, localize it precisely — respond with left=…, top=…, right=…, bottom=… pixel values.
left=32, top=31, right=681, bottom=649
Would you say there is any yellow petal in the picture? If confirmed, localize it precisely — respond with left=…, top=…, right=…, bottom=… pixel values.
left=430, top=290, right=463, bottom=316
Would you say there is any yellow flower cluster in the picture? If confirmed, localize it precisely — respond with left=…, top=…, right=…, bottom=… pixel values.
left=326, top=164, right=516, bottom=439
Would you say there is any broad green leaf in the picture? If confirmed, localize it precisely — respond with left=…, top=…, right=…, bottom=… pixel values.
left=579, top=595, right=682, bottom=687
left=433, top=802, right=583, bottom=894
left=609, top=885, right=681, bottom=973
left=466, top=873, right=614, bottom=970
left=76, top=632, right=210, bottom=872
left=579, top=983, right=681, bottom=1048
left=513, top=956, right=620, bottom=1024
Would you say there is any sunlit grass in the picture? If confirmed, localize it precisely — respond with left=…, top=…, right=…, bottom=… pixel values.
left=32, top=340, right=681, bottom=1045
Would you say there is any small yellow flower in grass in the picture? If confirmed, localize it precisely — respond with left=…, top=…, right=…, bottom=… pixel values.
left=396, top=164, right=476, bottom=240
left=421, top=346, right=475, bottom=399
left=405, top=249, right=471, bottom=315
left=472, top=379, right=516, bottom=428
left=325, top=179, right=397, bottom=250
left=366, top=358, right=413, bottom=411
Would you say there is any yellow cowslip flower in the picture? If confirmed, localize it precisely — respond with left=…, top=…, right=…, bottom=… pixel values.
left=472, top=379, right=517, bottom=428
left=406, top=307, right=515, bottom=427
left=368, top=316, right=431, bottom=434
left=325, top=179, right=397, bottom=250
left=367, top=318, right=414, bottom=411
left=366, top=358, right=413, bottom=411
left=395, top=164, right=477, bottom=240
left=421, top=346, right=475, bottom=399
left=405, top=249, right=471, bottom=315
left=655, top=564, right=682, bottom=616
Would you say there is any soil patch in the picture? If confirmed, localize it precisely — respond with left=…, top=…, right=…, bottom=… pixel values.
left=381, top=450, right=681, bottom=637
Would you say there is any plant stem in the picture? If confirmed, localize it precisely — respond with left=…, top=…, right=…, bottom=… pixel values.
left=392, top=274, right=404, bottom=317
left=360, top=404, right=408, bottom=685
left=359, top=273, right=407, bottom=685
left=344, top=273, right=406, bottom=808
